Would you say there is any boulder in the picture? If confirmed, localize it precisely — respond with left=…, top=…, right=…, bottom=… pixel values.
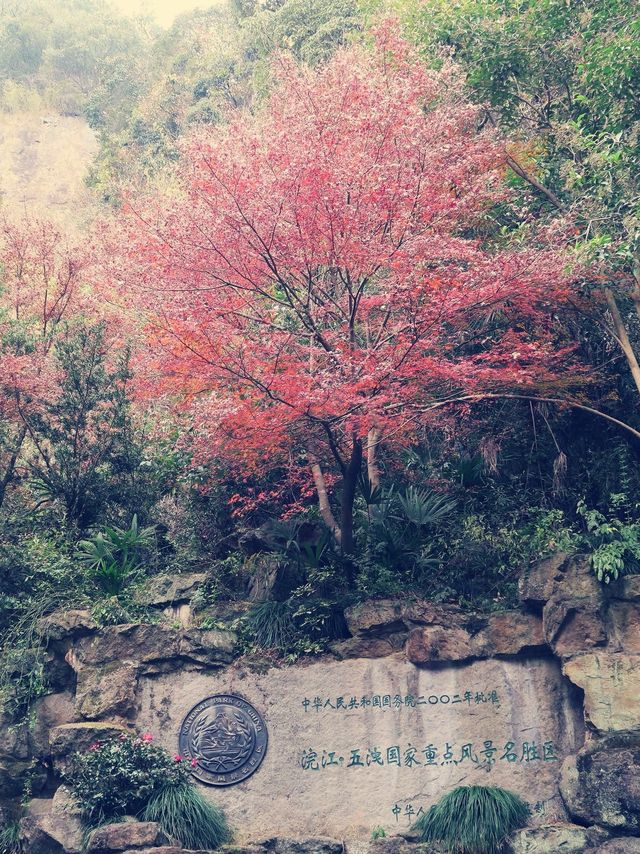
left=540, top=556, right=608, bottom=656
left=563, top=654, right=640, bottom=732
left=87, top=821, right=168, bottom=853
left=31, top=692, right=77, bottom=758
left=560, top=735, right=640, bottom=831
left=519, top=552, right=572, bottom=607
left=344, top=598, right=458, bottom=638
left=0, top=758, right=47, bottom=800
left=124, top=849, right=209, bottom=854
left=72, top=664, right=139, bottom=721
left=406, top=611, right=545, bottom=664
left=19, top=791, right=84, bottom=854
left=132, top=573, right=207, bottom=608
left=331, top=634, right=406, bottom=659
left=19, top=813, right=64, bottom=854
left=406, top=625, right=474, bottom=664
left=49, top=722, right=128, bottom=773
left=0, top=710, right=30, bottom=760
left=610, top=575, right=640, bottom=602
left=474, top=611, right=546, bottom=657
left=608, top=602, right=640, bottom=653
left=71, top=624, right=236, bottom=673
left=38, top=609, right=97, bottom=641
left=510, top=823, right=610, bottom=853
left=369, top=838, right=439, bottom=854
left=595, top=840, right=640, bottom=853
left=252, top=839, right=344, bottom=854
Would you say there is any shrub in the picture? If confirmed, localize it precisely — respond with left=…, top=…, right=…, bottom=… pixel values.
left=412, top=785, right=530, bottom=854
left=65, top=733, right=230, bottom=847
left=65, top=733, right=189, bottom=826
left=142, top=782, right=229, bottom=849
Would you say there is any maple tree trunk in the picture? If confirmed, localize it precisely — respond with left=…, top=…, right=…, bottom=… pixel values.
left=367, top=427, right=381, bottom=490
left=309, top=455, right=342, bottom=544
left=605, top=287, right=640, bottom=396
left=0, top=424, right=27, bottom=511
left=340, top=437, right=363, bottom=557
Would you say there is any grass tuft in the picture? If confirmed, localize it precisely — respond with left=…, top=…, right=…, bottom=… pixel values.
left=412, top=785, right=530, bottom=854
left=142, top=782, right=230, bottom=850
left=247, top=600, right=296, bottom=650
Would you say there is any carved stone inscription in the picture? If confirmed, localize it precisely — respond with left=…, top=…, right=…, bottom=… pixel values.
left=140, top=657, right=585, bottom=838
left=179, top=694, right=268, bottom=786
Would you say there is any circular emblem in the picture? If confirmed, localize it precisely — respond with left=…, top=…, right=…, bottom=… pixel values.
left=178, top=694, right=268, bottom=786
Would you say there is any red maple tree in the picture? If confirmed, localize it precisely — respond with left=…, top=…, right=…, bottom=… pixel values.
left=117, top=26, right=582, bottom=556
left=0, top=217, right=89, bottom=508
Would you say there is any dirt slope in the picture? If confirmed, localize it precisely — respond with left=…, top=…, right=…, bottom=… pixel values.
left=0, top=112, right=98, bottom=230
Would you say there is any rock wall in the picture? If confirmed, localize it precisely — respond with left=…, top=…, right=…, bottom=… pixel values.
left=3, top=553, right=640, bottom=854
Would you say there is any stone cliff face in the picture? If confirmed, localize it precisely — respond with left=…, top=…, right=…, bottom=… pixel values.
left=3, top=554, right=640, bottom=854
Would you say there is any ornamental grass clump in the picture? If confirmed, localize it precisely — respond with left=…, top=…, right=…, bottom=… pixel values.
left=65, top=733, right=230, bottom=849
left=412, top=785, right=530, bottom=854
left=143, top=782, right=229, bottom=850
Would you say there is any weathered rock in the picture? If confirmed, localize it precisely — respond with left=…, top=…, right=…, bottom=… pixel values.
left=563, top=654, right=640, bottom=732
left=368, top=838, right=440, bottom=854
left=610, top=574, right=640, bottom=602
left=519, top=552, right=572, bottom=607
left=20, top=791, right=84, bottom=854
left=87, top=821, right=168, bottom=853
left=510, top=823, right=610, bottom=853
left=344, top=598, right=457, bottom=638
left=0, top=710, right=30, bottom=759
left=49, top=722, right=128, bottom=773
left=331, top=634, right=406, bottom=659
left=346, top=600, right=421, bottom=636
left=31, top=692, right=77, bottom=758
left=20, top=813, right=64, bottom=854
left=541, top=557, right=608, bottom=657
left=123, top=849, right=209, bottom=854
left=595, top=841, right=640, bottom=854
left=252, top=838, right=344, bottom=854
left=608, top=602, right=640, bottom=653
left=474, top=611, right=546, bottom=657
left=406, top=611, right=545, bottom=664
left=543, top=596, right=608, bottom=656
left=560, top=735, right=640, bottom=831
left=133, top=573, right=207, bottom=608
left=71, top=624, right=236, bottom=673
left=73, top=664, right=139, bottom=720
left=38, top=609, right=97, bottom=641
left=406, top=625, right=474, bottom=664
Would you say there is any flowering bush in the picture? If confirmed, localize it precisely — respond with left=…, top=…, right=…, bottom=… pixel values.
left=65, top=732, right=191, bottom=825
left=65, top=732, right=230, bottom=849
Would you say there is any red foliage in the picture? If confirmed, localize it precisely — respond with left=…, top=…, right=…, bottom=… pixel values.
left=115, top=27, right=584, bottom=546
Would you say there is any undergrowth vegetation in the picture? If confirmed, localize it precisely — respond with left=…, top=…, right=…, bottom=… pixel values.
left=413, top=785, right=530, bottom=854
left=65, top=733, right=230, bottom=849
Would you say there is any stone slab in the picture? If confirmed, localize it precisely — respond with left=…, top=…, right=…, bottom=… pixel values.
left=563, top=654, right=640, bottom=732
left=137, top=655, right=583, bottom=840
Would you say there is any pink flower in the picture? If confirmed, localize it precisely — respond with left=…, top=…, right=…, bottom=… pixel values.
left=89, top=742, right=100, bottom=751
left=141, top=733, right=154, bottom=743
left=190, top=758, right=198, bottom=768
left=174, top=754, right=183, bottom=762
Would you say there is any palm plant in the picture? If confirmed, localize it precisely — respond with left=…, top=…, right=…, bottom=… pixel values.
left=413, top=785, right=530, bottom=854
left=76, top=515, right=155, bottom=595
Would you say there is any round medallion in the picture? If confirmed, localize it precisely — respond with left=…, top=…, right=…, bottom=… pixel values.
left=178, top=694, right=268, bottom=786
